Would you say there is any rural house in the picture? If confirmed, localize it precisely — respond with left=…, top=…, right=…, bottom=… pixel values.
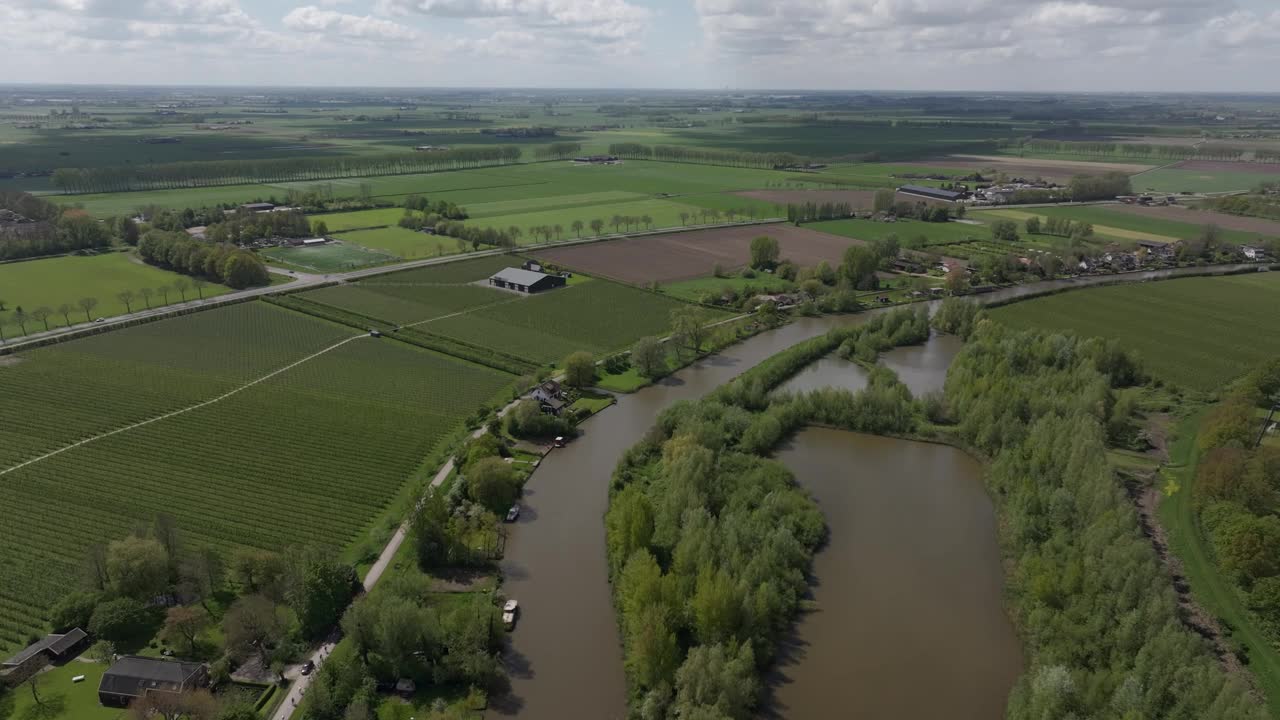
left=532, top=379, right=567, bottom=415
left=488, top=267, right=567, bottom=294
left=98, top=656, right=209, bottom=708
left=1, top=628, right=88, bottom=683
left=1136, top=239, right=1177, bottom=259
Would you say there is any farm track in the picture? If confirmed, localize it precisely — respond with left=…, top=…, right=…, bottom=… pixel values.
left=0, top=334, right=366, bottom=478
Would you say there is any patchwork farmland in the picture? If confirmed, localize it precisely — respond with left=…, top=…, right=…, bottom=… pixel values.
left=0, top=301, right=514, bottom=652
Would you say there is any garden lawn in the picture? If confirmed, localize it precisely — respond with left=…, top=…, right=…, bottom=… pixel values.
left=334, top=227, right=465, bottom=259
left=0, top=252, right=231, bottom=331
left=0, top=661, right=120, bottom=720
left=989, top=271, right=1280, bottom=391
left=425, top=279, right=713, bottom=365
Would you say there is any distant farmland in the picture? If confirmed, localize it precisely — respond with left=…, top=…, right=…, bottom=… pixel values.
left=989, top=271, right=1280, bottom=391
left=0, top=301, right=513, bottom=654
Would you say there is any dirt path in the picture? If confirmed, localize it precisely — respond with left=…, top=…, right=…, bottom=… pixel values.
left=1121, top=414, right=1246, bottom=678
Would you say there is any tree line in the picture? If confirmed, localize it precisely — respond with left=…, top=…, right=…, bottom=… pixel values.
left=940, top=304, right=1264, bottom=719
left=1192, top=360, right=1280, bottom=648
left=608, top=142, right=809, bottom=170
left=50, top=146, right=524, bottom=194
left=1008, top=139, right=1250, bottom=161
left=1, top=191, right=134, bottom=261
left=138, top=230, right=270, bottom=289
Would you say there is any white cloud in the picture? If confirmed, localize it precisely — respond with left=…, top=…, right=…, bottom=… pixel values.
left=283, top=5, right=419, bottom=41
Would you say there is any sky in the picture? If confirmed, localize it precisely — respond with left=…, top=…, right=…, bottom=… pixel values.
left=2, top=0, right=1279, bottom=92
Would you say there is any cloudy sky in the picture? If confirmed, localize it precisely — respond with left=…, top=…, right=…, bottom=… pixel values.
left=2, top=0, right=1279, bottom=91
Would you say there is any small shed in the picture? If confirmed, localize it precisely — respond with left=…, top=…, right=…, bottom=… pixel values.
left=488, top=268, right=567, bottom=294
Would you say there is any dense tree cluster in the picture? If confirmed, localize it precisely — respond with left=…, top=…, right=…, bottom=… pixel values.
left=605, top=308, right=932, bottom=718
left=205, top=209, right=312, bottom=244
left=1015, top=139, right=1247, bottom=161
left=0, top=191, right=118, bottom=260
left=51, top=146, right=523, bottom=194
left=1205, top=191, right=1280, bottom=221
left=137, top=230, right=270, bottom=289
left=784, top=201, right=855, bottom=223
left=1194, top=360, right=1280, bottom=640
left=943, top=314, right=1263, bottom=720
left=1066, top=172, right=1134, bottom=201
left=402, top=194, right=467, bottom=220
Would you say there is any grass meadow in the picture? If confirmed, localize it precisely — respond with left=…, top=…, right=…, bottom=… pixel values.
left=333, top=227, right=464, bottom=259
left=260, top=242, right=397, bottom=272
left=1133, top=168, right=1280, bottom=194
left=989, top=271, right=1280, bottom=391
left=0, top=301, right=514, bottom=654
left=0, top=252, right=230, bottom=332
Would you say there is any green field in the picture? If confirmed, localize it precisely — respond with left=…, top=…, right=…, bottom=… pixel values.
left=0, top=252, right=231, bottom=332
left=810, top=216, right=990, bottom=245
left=1132, top=168, right=1280, bottom=194
left=425, top=279, right=712, bottom=364
left=333, top=226, right=464, bottom=259
left=976, top=205, right=1261, bottom=245
left=0, top=301, right=514, bottom=654
left=989, top=271, right=1280, bottom=391
left=471, top=197, right=706, bottom=241
left=313, top=207, right=406, bottom=231
left=260, top=241, right=396, bottom=272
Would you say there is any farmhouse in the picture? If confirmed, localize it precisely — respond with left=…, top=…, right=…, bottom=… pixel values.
left=531, top=379, right=567, bottom=414
left=897, top=184, right=967, bottom=203
left=488, top=267, right=566, bottom=294
left=98, top=656, right=209, bottom=708
left=238, top=202, right=275, bottom=213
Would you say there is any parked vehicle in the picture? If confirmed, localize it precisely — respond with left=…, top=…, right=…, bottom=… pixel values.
left=301, top=660, right=315, bottom=676
left=506, top=505, right=520, bottom=522
left=553, top=436, right=566, bottom=448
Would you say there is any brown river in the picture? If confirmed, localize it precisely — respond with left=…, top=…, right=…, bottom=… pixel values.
left=487, top=264, right=1257, bottom=719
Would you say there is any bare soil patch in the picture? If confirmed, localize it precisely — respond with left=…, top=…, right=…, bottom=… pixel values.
left=534, top=224, right=861, bottom=285
left=1104, top=203, right=1280, bottom=236
left=733, top=189, right=878, bottom=208
left=1174, top=160, right=1280, bottom=175
left=911, top=155, right=1154, bottom=180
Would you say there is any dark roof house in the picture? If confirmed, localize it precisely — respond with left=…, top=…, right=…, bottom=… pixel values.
left=488, top=267, right=567, bottom=294
left=98, top=656, right=209, bottom=707
left=2, top=628, right=88, bottom=669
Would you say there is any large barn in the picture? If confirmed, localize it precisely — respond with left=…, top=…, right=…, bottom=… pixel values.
left=896, top=184, right=967, bottom=203
left=488, top=267, right=567, bottom=294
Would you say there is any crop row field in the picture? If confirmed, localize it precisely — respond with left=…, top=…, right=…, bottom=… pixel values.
left=0, top=302, right=351, bottom=468
left=1133, top=165, right=1280, bottom=194
left=0, top=301, right=514, bottom=653
left=989, top=271, right=1280, bottom=391
left=423, top=279, right=710, bottom=364
left=301, top=281, right=511, bottom=326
